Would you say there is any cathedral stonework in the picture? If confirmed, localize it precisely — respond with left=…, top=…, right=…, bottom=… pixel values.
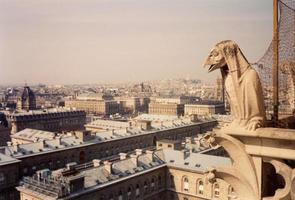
left=202, top=41, right=295, bottom=200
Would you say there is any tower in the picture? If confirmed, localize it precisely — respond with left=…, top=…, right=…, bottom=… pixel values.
left=17, top=86, right=36, bottom=111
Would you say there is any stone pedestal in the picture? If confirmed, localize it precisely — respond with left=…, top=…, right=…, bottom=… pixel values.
left=204, top=127, right=295, bottom=200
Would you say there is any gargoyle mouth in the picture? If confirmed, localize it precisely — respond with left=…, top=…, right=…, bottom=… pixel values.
left=207, top=64, right=219, bottom=73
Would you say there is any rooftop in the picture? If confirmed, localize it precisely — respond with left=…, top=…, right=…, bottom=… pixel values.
left=156, top=148, right=231, bottom=172
left=9, top=108, right=85, bottom=117
left=134, top=114, right=181, bottom=121
left=85, top=119, right=130, bottom=130
left=0, top=118, right=215, bottom=160
left=11, top=128, right=56, bottom=143
left=0, top=152, right=20, bottom=166
left=17, top=148, right=231, bottom=199
left=17, top=149, right=165, bottom=199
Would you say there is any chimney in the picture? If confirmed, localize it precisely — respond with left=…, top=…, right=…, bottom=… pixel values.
left=43, top=139, right=46, bottom=147
left=130, top=154, right=138, bottom=166
left=55, top=136, right=62, bottom=145
left=129, top=121, right=132, bottom=128
left=37, top=139, right=46, bottom=149
left=135, top=149, right=143, bottom=156
left=146, top=150, right=154, bottom=162
left=66, top=162, right=77, bottom=171
left=7, top=141, right=12, bottom=147
left=93, top=159, right=101, bottom=167
left=183, top=149, right=190, bottom=160
left=13, top=144, right=19, bottom=152
left=185, top=137, right=192, bottom=145
left=74, top=131, right=91, bottom=142
left=194, top=136, right=201, bottom=148
left=119, top=153, right=127, bottom=160
left=103, top=161, right=112, bottom=174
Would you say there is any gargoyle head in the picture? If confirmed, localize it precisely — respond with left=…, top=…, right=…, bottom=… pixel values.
left=203, top=46, right=227, bottom=73
left=203, top=40, right=250, bottom=79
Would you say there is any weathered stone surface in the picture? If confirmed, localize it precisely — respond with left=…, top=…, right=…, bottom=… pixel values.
left=204, top=40, right=266, bottom=131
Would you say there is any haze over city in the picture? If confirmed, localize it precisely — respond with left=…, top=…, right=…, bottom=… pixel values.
left=0, top=0, right=272, bottom=85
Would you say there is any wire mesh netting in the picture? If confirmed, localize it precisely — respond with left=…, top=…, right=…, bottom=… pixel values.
left=255, top=0, right=295, bottom=117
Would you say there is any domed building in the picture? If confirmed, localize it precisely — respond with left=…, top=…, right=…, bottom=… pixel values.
left=17, top=86, right=36, bottom=111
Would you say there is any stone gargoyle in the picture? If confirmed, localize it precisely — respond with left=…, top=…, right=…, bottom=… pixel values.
left=203, top=40, right=266, bottom=131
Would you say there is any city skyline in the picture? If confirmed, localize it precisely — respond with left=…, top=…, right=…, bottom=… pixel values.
left=0, top=0, right=272, bottom=85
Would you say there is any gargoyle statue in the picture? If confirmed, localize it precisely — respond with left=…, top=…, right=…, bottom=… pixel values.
left=203, top=40, right=266, bottom=131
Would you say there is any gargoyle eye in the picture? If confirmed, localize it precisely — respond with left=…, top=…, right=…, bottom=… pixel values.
left=211, top=50, right=219, bottom=57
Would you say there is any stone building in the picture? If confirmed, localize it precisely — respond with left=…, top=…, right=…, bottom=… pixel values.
left=116, top=97, right=141, bottom=114
left=65, top=99, right=119, bottom=115
left=215, top=77, right=224, bottom=102
left=0, top=119, right=216, bottom=200
left=148, top=102, right=184, bottom=116
left=8, top=108, right=86, bottom=134
left=0, top=112, right=10, bottom=146
left=16, top=145, right=234, bottom=200
left=16, top=86, right=36, bottom=111
left=184, top=103, right=225, bottom=116
left=0, top=153, right=20, bottom=200
left=75, top=93, right=114, bottom=101
left=10, top=129, right=56, bottom=145
left=151, top=95, right=198, bottom=104
left=85, top=119, right=130, bottom=132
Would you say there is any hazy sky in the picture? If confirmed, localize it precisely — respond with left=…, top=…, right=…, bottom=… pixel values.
left=0, top=0, right=273, bottom=85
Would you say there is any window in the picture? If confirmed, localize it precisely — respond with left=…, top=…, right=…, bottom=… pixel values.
left=197, top=179, right=204, bottom=195
left=0, top=173, right=4, bottom=184
left=128, top=186, right=132, bottom=199
left=118, top=191, right=123, bottom=200
left=23, top=168, right=28, bottom=174
left=136, top=184, right=140, bottom=198
left=144, top=181, right=148, bottom=194
left=183, top=177, right=189, bottom=192
left=158, top=175, right=162, bottom=188
left=213, top=183, right=220, bottom=198
left=109, top=194, right=114, bottom=200
left=151, top=178, right=155, bottom=191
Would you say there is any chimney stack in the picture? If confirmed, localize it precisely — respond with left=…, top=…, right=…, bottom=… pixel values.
left=135, top=149, right=143, bottom=156
left=103, top=161, right=112, bottom=174
left=146, top=150, right=154, bottom=161
left=119, top=153, right=127, bottom=160
left=55, top=136, right=62, bottom=145
left=13, top=144, right=19, bottom=152
left=93, top=159, right=101, bottom=167
left=130, top=154, right=138, bottom=166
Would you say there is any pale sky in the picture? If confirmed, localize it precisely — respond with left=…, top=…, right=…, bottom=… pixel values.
left=0, top=0, right=273, bottom=85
